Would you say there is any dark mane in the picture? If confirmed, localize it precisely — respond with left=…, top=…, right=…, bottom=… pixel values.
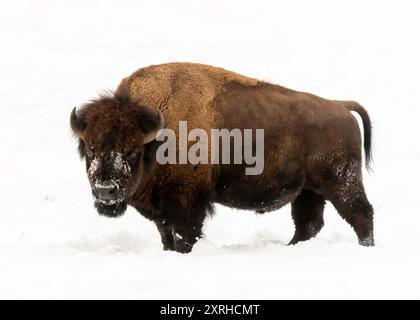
left=88, top=90, right=161, bottom=134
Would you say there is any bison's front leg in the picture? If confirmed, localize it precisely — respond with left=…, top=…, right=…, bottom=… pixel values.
left=154, top=220, right=175, bottom=251
left=160, top=188, right=208, bottom=254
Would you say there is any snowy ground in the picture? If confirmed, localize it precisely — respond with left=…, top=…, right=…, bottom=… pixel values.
left=1, top=0, right=419, bottom=299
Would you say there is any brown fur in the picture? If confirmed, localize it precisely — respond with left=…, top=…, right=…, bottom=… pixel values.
left=71, top=62, right=374, bottom=253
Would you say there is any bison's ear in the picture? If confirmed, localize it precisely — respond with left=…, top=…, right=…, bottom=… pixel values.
left=70, top=107, right=87, bottom=137
left=140, top=109, right=165, bottom=144
left=77, top=138, right=86, bottom=159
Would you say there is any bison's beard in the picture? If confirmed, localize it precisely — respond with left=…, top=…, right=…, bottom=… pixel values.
left=94, top=200, right=127, bottom=218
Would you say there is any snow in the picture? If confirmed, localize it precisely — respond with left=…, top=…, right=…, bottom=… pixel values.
left=1, top=0, right=420, bottom=299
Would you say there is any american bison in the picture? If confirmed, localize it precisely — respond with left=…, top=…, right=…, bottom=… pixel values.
left=70, top=62, right=374, bottom=253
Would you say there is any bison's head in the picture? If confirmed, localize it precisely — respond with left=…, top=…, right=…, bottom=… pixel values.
left=70, top=92, right=164, bottom=218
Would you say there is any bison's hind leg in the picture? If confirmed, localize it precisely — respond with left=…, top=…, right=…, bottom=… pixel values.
left=323, top=158, right=374, bottom=246
left=289, top=189, right=325, bottom=245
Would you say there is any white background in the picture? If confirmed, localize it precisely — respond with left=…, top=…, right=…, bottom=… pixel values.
left=0, top=0, right=419, bottom=299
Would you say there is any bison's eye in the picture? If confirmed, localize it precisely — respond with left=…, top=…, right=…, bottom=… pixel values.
left=86, top=146, right=95, bottom=158
left=126, top=150, right=140, bottom=167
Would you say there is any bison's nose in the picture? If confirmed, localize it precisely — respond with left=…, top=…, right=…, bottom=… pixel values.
left=96, top=185, right=118, bottom=201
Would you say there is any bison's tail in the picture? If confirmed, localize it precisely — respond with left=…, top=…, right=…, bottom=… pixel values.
left=343, top=101, right=373, bottom=171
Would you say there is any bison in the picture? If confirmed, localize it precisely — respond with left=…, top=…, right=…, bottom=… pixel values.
left=70, top=62, right=374, bottom=253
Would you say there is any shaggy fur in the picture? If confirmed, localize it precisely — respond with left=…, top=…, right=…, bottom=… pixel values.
left=71, top=62, right=374, bottom=253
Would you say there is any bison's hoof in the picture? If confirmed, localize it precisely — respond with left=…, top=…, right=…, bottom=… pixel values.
left=174, top=240, right=193, bottom=254
left=359, top=237, right=374, bottom=247
left=163, top=243, right=175, bottom=251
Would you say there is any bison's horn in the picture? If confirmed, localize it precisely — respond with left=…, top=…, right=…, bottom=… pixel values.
left=143, top=110, right=165, bottom=144
left=70, top=107, right=87, bottom=136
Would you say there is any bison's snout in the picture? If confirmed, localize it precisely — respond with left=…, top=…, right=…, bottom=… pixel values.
left=94, top=181, right=121, bottom=204
left=96, top=185, right=118, bottom=201
left=93, top=180, right=127, bottom=218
